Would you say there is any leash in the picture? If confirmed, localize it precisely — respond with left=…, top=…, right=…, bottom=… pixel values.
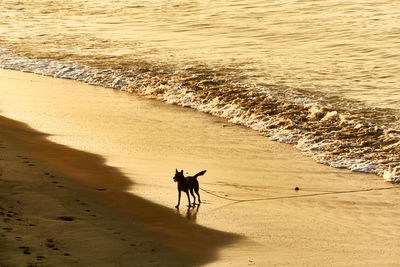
left=199, top=186, right=399, bottom=203
left=199, top=187, right=248, bottom=202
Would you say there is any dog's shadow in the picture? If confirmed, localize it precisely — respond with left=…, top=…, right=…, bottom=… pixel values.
left=176, top=204, right=201, bottom=222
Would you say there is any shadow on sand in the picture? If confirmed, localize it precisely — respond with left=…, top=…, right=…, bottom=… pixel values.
left=0, top=115, right=241, bottom=265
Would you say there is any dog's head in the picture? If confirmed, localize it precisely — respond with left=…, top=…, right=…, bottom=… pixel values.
left=173, top=169, right=184, bottom=182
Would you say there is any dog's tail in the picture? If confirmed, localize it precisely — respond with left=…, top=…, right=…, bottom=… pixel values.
left=194, top=170, right=207, bottom=178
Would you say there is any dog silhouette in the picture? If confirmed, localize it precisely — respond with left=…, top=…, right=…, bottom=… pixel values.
left=173, top=169, right=206, bottom=208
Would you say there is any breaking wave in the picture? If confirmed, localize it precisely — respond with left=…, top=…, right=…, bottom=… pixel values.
left=1, top=48, right=400, bottom=183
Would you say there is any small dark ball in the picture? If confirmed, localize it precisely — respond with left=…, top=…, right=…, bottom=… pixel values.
left=294, top=187, right=300, bottom=191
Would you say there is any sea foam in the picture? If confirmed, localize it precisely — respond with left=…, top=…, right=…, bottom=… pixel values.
left=1, top=49, right=399, bottom=182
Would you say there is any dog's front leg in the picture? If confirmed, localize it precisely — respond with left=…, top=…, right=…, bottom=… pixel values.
left=176, top=190, right=181, bottom=208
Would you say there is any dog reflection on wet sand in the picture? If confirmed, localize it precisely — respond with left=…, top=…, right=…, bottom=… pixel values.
left=175, top=204, right=200, bottom=222
left=173, top=169, right=206, bottom=208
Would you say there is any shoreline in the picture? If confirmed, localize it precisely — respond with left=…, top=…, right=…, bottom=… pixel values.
left=0, top=115, right=239, bottom=266
left=1, top=69, right=400, bottom=266
left=1, top=51, right=400, bottom=182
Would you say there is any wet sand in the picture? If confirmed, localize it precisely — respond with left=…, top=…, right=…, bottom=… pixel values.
left=1, top=69, right=400, bottom=266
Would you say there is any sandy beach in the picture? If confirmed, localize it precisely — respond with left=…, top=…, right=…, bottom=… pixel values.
left=1, top=69, right=400, bottom=266
left=0, top=116, right=238, bottom=266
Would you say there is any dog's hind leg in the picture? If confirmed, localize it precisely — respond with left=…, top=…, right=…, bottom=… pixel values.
left=190, top=188, right=196, bottom=205
left=186, top=191, right=191, bottom=208
left=176, top=190, right=181, bottom=208
left=194, top=186, right=201, bottom=203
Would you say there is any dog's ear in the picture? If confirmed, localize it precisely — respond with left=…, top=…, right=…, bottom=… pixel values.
left=180, top=170, right=183, bottom=174
left=175, top=169, right=178, bottom=174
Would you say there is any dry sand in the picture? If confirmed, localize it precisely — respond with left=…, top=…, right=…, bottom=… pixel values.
left=1, top=69, right=400, bottom=266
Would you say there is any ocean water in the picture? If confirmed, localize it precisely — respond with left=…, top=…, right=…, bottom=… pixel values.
left=0, top=0, right=399, bottom=181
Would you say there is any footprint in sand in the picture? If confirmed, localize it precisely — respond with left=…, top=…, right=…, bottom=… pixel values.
left=19, top=246, right=31, bottom=255
left=36, top=255, right=45, bottom=261
left=21, top=158, right=35, bottom=166
left=58, top=216, right=75, bottom=221
left=96, top=187, right=106, bottom=191
left=46, top=238, right=59, bottom=251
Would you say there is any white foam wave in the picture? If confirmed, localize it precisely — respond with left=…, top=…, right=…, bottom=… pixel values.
left=1, top=50, right=400, bottom=183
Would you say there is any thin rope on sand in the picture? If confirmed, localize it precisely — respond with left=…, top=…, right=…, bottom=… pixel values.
left=199, top=186, right=399, bottom=203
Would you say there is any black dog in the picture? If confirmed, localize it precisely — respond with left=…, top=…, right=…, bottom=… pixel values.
left=173, top=169, right=206, bottom=208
